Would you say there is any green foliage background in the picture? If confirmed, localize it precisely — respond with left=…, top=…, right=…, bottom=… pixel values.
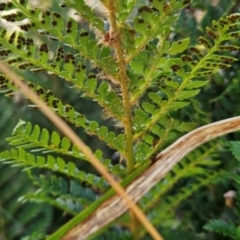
left=0, top=0, right=240, bottom=239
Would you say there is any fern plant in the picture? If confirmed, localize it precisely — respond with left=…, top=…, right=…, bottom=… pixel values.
left=202, top=142, right=240, bottom=240
left=1, top=0, right=240, bottom=239
left=0, top=93, right=53, bottom=240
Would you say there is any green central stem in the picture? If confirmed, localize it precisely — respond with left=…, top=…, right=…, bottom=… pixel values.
left=108, top=0, right=134, bottom=173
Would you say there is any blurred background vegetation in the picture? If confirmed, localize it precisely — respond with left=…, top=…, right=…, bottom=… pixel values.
left=1, top=0, right=240, bottom=239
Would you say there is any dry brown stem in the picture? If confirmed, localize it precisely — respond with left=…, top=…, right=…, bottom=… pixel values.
left=63, top=116, right=240, bottom=239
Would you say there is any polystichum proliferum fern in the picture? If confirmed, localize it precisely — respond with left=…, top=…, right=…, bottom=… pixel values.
left=0, top=0, right=240, bottom=239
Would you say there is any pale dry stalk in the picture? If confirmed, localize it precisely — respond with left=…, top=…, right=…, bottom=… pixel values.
left=63, top=116, right=240, bottom=239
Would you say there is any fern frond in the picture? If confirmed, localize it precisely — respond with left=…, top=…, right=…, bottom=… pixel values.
left=32, top=174, right=96, bottom=202
left=208, top=77, right=240, bottom=119
left=8, top=119, right=89, bottom=160
left=228, top=141, right=240, bottom=161
left=204, top=219, right=237, bottom=239
left=7, top=119, right=126, bottom=177
left=125, top=0, right=191, bottom=62
left=0, top=2, right=125, bottom=121
left=139, top=170, right=226, bottom=238
left=7, top=0, right=117, bottom=78
left=0, top=148, right=108, bottom=191
left=20, top=174, right=94, bottom=215
left=0, top=28, right=122, bottom=120
left=152, top=171, right=226, bottom=219
left=132, top=14, right=240, bottom=140
left=5, top=204, right=52, bottom=240
left=21, top=192, right=78, bottom=216
left=0, top=164, right=52, bottom=240
left=0, top=77, right=127, bottom=156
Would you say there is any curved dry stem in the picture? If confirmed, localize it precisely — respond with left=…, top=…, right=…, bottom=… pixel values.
left=0, top=62, right=163, bottom=240
left=63, top=116, right=240, bottom=239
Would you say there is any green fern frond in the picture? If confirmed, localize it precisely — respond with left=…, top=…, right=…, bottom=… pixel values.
left=131, top=14, right=240, bottom=140
left=7, top=119, right=88, bottom=160
left=228, top=141, right=240, bottom=161
left=0, top=76, right=126, bottom=156
left=125, top=0, right=191, bottom=62
left=204, top=219, right=237, bottom=239
left=138, top=170, right=227, bottom=238
left=9, top=0, right=115, bottom=76
left=0, top=164, right=52, bottom=240
left=7, top=119, right=126, bottom=177
left=21, top=192, right=78, bottom=216
left=4, top=204, right=52, bottom=240
left=0, top=30, right=121, bottom=120
left=0, top=148, right=108, bottom=191
left=153, top=170, right=226, bottom=219
left=19, top=174, right=98, bottom=216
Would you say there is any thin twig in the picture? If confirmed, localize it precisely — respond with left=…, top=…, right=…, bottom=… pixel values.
left=0, top=62, right=163, bottom=240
